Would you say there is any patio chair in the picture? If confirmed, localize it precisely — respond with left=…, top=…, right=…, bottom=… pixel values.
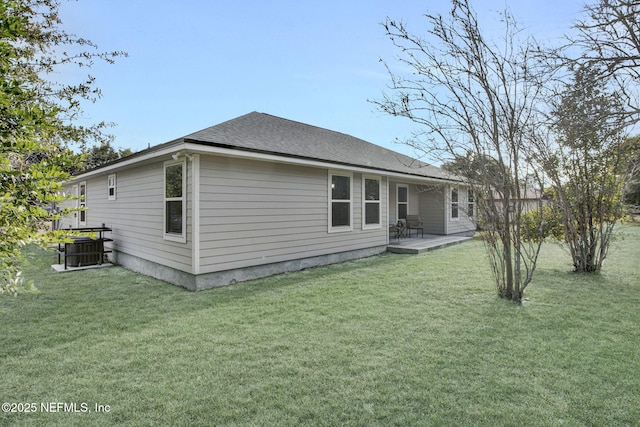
left=389, top=219, right=407, bottom=240
left=406, top=215, right=424, bottom=238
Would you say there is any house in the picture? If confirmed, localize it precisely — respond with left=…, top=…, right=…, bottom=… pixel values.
left=60, top=112, right=475, bottom=290
left=490, top=188, right=551, bottom=213
left=518, top=189, right=551, bottom=212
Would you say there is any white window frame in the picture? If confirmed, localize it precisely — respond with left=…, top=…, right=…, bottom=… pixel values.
left=108, top=174, right=117, bottom=201
left=397, top=184, right=408, bottom=220
left=164, top=159, right=187, bottom=243
left=467, top=189, right=475, bottom=219
left=328, top=170, right=353, bottom=233
left=362, top=175, right=381, bottom=230
left=451, top=186, right=459, bottom=220
left=78, top=181, right=87, bottom=226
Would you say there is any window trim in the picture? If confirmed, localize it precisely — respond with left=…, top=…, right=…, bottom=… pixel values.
left=78, top=181, right=87, bottom=226
left=362, top=175, right=381, bottom=230
left=163, top=159, right=187, bottom=243
left=467, top=189, right=475, bottom=219
left=397, top=184, right=408, bottom=221
left=450, top=186, right=459, bottom=220
left=328, top=170, right=353, bottom=233
left=107, top=174, right=116, bottom=201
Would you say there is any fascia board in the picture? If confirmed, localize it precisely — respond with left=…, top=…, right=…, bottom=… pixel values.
left=66, top=142, right=187, bottom=182
left=67, top=140, right=463, bottom=186
left=183, top=142, right=463, bottom=185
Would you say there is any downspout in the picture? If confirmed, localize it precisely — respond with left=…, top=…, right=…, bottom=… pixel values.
left=386, top=176, right=390, bottom=244
left=191, top=154, right=201, bottom=275
left=444, top=185, right=449, bottom=235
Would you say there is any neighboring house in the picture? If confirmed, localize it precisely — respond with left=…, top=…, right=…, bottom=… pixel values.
left=490, top=188, right=551, bottom=213
left=519, top=189, right=551, bottom=212
left=60, top=112, right=475, bottom=290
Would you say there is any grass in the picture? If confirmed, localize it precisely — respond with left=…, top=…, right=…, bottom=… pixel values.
left=1, top=225, right=639, bottom=426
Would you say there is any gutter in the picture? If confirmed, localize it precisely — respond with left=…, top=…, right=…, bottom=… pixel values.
left=67, top=139, right=464, bottom=186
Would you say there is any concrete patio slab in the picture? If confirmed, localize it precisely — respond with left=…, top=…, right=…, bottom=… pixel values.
left=51, top=263, right=114, bottom=273
left=387, top=234, right=473, bottom=254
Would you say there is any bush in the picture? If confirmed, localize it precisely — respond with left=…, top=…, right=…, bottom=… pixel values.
left=520, top=205, right=564, bottom=243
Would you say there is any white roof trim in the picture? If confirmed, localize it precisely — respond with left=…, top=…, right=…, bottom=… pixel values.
left=68, top=141, right=462, bottom=185
left=67, top=143, right=187, bottom=181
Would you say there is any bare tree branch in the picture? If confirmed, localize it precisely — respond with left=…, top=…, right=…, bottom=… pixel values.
left=372, top=0, right=550, bottom=303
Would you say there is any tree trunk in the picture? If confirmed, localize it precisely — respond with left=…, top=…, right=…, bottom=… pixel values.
left=503, top=199, right=515, bottom=300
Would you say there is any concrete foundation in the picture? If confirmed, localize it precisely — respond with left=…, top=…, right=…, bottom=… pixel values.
left=113, top=252, right=196, bottom=290
left=112, top=245, right=388, bottom=291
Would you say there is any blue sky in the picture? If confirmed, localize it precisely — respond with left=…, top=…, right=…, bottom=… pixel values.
left=57, top=0, right=585, bottom=162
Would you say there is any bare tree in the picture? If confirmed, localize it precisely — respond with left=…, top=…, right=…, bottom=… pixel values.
left=571, top=0, right=640, bottom=121
left=373, top=0, right=550, bottom=303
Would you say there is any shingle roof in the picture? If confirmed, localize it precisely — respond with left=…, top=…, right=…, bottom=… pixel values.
left=183, top=112, right=455, bottom=181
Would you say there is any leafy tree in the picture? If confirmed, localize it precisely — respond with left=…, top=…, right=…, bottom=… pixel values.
left=374, top=0, right=549, bottom=303
left=519, top=205, right=564, bottom=243
left=442, top=152, right=507, bottom=192
left=83, top=141, right=134, bottom=171
left=621, top=135, right=640, bottom=205
left=1, top=0, right=125, bottom=296
left=538, top=65, right=627, bottom=273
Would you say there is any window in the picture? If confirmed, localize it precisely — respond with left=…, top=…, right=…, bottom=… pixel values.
left=164, top=160, right=186, bottom=242
left=79, top=181, right=87, bottom=226
left=108, top=174, right=116, bottom=200
left=397, top=184, right=408, bottom=220
left=451, top=187, right=459, bottom=219
left=329, top=171, right=352, bottom=232
left=467, top=189, right=475, bottom=218
left=363, top=176, right=381, bottom=229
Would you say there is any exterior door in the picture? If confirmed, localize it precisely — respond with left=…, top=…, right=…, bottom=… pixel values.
left=71, top=184, right=79, bottom=228
left=78, top=181, right=87, bottom=226
left=397, top=184, right=408, bottom=220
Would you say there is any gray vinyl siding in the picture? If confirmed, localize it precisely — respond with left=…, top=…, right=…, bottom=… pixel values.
left=390, top=180, right=445, bottom=234
left=389, top=180, right=475, bottom=235
left=417, top=188, right=446, bottom=234
left=198, top=155, right=388, bottom=273
left=389, top=181, right=419, bottom=224
left=446, top=185, right=476, bottom=235
left=64, top=160, right=193, bottom=273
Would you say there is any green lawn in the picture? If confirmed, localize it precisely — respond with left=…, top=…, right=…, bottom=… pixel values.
left=1, top=226, right=639, bottom=426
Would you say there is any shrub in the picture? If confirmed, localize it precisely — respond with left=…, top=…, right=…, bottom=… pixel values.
left=520, top=205, right=564, bottom=243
